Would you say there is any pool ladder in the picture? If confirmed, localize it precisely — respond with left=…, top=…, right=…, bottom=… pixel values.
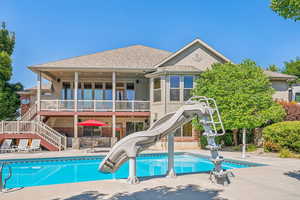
left=0, top=162, right=12, bottom=192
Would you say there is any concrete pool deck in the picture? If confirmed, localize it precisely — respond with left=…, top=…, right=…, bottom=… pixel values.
left=1, top=149, right=300, bottom=200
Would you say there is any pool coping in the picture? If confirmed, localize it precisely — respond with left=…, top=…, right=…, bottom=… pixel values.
left=0, top=152, right=266, bottom=167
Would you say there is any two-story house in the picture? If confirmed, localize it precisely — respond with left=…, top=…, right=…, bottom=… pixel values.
left=17, top=38, right=295, bottom=150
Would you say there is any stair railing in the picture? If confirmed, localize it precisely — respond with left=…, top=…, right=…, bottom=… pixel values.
left=21, top=103, right=37, bottom=121
left=0, top=121, right=67, bottom=151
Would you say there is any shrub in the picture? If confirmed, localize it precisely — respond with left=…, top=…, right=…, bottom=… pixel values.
left=263, top=121, right=300, bottom=153
left=278, top=101, right=300, bottom=121
left=279, top=148, right=295, bottom=158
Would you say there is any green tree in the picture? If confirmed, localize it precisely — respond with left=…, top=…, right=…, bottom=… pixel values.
left=270, top=0, right=300, bottom=21
left=193, top=60, right=285, bottom=145
left=0, top=22, right=23, bottom=120
left=283, top=57, right=300, bottom=78
left=266, top=64, right=280, bottom=72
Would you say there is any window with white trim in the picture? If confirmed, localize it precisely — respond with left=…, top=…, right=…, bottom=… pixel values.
left=183, top=76, right=194, bottom=101
left=153, top=78, right=161, bottom=102
left=170, top=76, right=180, bottom=101
left=173, top=122, right=193, bottom=137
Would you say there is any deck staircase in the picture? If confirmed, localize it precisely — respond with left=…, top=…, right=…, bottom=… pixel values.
left=0, top=103, right=67, bottom=151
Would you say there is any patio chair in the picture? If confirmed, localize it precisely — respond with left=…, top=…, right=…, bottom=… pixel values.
left=0, top=139, right=14, bottom=153
left=16, top=139, right=29, bottom=152
left=28, top=139, right=41, bottom=152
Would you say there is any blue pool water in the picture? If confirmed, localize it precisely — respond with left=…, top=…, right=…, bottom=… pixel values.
left=0, top=153, right=260, bottom=189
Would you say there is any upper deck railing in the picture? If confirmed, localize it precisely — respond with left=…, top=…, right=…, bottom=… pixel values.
left=40, top=100, right=150, bottom=112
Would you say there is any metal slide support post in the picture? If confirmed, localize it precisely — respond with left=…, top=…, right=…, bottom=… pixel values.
left=166, top=132, right=176, bottom=178
left=242, top=128, right=246, bottom=159
left=127, top=157, right=139, bottom=184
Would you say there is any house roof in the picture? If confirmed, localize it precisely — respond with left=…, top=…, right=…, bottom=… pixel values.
left=154, top=38, right=231, bottom=68
left=30, top=45, right=171, bottom=69
left=263, top=70, right=297, bottom=80
left=17, top=83, right=52, bottom=95
left=145, top=65, right=201, bottom=77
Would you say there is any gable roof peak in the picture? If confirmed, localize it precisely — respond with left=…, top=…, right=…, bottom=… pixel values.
left=154, top=38, right=231, bottom=68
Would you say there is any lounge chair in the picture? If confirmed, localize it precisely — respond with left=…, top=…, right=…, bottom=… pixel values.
left=17, top=139, right=29, bottom=152
left=0, top=139, right=14, bottom=153
left=28, top=139, right=41, bottom=152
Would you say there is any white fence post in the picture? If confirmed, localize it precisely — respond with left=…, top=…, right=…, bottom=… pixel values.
left=17, top=120, right=20, bottom=133
left=57, top=100, right=59, bottom=111
left=132, top=101, right=135, bottom=112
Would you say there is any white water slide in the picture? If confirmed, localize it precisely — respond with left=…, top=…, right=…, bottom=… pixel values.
left=99, top=96, right=233, bottom=185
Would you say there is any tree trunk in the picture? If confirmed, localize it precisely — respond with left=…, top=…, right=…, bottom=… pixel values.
left=233, top=129, right=238, bottom=146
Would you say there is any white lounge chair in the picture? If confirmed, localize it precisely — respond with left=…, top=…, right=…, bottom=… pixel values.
left=17, top=139, right=29, bottom=152
left=28, top=139, right=41, bottom=152
left=0, top=139, right=14, bottom=153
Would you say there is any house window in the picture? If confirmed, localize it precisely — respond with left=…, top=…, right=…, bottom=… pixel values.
left=77, top=82, right=83, bottom=100
left=104, top=83, right=112, bottom=100
left=153, top=78, right=161, bottom=102
left=83, top=82, right=93, bottom=100
left=61, top=82, right=72, bottom=100
left=170, top=76, right=180, bottom=101
left=83, top=126, right=101, bottom=137
left=182, top=122, right=192, bottom=137
left=126, top=122, right=144, bottom=135
left=173, top=122, right=193, bottom=137
left=295, top=93, right=300, bottom=102
left=94, top=83, right=104, bottom=100
left=21, top=98, right=30, bottom=105
left=184, top=76, right=194, bottom=101
left=126, top=83, right=135, bottom=100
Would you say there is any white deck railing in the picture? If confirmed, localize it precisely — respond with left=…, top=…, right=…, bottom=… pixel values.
left=40, top=100, right=150, bottom=112
left=0, top=121, right=67, bottom=151
left=21, top=103, right=37, bottom=121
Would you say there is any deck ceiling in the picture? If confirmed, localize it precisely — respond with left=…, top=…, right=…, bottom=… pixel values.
left=41, top=71, right=146, bottom=81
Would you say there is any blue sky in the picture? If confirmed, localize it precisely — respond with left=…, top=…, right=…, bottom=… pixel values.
left=1, top=0, right=300, bottom=88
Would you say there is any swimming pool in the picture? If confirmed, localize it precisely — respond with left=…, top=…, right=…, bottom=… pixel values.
left=0, top=153, right=262, bottom=189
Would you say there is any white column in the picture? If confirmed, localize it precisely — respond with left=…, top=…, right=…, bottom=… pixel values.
left=166, top=133, right=176, bottom=178
left=37, top=71, right=42, bottom=121
left=74, top=72, right=78, bottom=112
left=73, top=72, right=79, bottom=149
left=112, top=72, right=116, bottom=138
left=127, top=157, right=139, bottom=184
left=242, top=128, right=246, bottom=159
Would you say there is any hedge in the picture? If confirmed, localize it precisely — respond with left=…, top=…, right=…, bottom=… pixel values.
left=263, top=121, right=300, bottom=153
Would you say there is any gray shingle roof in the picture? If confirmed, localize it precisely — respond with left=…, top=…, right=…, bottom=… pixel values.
left=264, top=70, right=297, bottom=80
left=157, top=65, right=201, bottom=72
left=31, top=45, right=171, bottom=69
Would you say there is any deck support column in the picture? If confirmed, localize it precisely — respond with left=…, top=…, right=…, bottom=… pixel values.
left=73, top=72, right=80, bottom=149
left=112, top=72, right=116, bottom=144
left=36, top=71, right=42, bottom=121
left=127, top=157, right=139, bottom=184
left=166, top=132, right=176, bottom=178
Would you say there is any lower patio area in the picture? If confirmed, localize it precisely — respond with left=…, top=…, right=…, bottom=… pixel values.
left=1, top=150, right=300, bottom=200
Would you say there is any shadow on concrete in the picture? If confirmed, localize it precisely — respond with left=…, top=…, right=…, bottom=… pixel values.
left=53, top=184, right=226, bottom=200
left=284, top=170, right=300, bottom=181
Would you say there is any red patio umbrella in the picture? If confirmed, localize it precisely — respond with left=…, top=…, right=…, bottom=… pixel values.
left=78, top=119, right=108, bottom=127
